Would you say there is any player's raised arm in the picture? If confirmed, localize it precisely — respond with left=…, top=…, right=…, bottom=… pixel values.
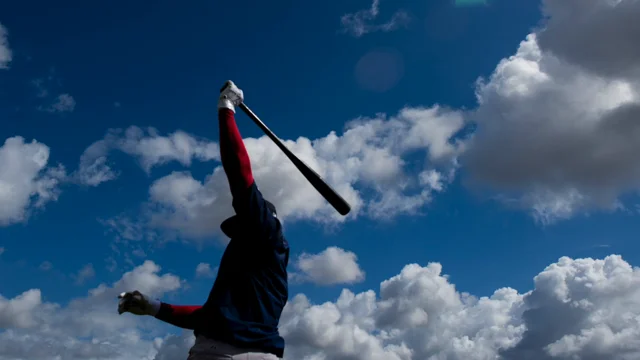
left=218, top=81, right=278, bottom=238
left=218, top=81, right=254, bottom=197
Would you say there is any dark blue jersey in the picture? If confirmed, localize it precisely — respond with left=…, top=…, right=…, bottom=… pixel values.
left=155, top=107, right=289, bottom=358
left=198, top=182, right=289, bottom=357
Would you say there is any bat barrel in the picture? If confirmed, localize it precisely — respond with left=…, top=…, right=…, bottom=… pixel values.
left=237, top=103, right=351, bottom=216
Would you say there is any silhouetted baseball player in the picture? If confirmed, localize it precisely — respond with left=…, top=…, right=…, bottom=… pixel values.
left=118, top=81, right=289, bottom=360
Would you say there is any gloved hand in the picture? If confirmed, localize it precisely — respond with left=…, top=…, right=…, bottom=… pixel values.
left=218, top=80, right=244, bottom=113
left=117, top=290, right=161, bottom=316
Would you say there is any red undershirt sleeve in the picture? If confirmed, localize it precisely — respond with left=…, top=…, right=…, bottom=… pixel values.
left=154, top=303, right=203, bottom=330
left=219, top=108, right=254, bottom=196
left=218, top=107, right=278, bottom=238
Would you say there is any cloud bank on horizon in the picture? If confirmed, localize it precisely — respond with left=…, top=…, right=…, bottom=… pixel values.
left=2, top=254, right=640, bottom=360
left=2, top=0, right=640, bottom=359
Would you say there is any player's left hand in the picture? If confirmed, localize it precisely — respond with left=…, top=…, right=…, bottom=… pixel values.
left=218, top=80, right=244, bottom=112
left=117, top=290, right=160, bottom=316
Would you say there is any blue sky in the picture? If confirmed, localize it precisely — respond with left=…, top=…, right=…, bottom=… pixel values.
left=2, top=0, right=640, bottom=359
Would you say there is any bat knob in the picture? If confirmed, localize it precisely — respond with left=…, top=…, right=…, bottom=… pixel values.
left=220, top=80, right=233, bottom=94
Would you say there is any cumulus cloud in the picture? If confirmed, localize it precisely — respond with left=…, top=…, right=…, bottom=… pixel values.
left=195, top=263, right=216, bottom=278
left=501, top=255, right=640, bottom=360
left=76, top=126, right=219, bottom=186
left=4, top=255, right=640, bottom=359
left=0, top=261, right=183, bottom=360
left=536, top=0, right=640, bottom=80
left=280, top=255, right=640, bottom=360
left=462, top=0, right=640, bottom=223
left=340, top=0, right=410, bottom=38
left=103, top=106, right=462, bottom=242
left=0, top=289, right=43, bottom=329
left=281, top=264, right=522, bottom=360
left=293, top=247, right=365, bottom=286
left=0, top=23, right=12, bottom=69
left=0, top=136, right=66, bottom=226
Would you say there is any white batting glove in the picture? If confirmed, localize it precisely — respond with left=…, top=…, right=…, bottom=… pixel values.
left=117, top=290, right=161, bottom=316
left=218, top=80, right=244, bottom=113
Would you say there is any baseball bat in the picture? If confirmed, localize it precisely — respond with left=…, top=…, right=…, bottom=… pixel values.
left=238, top=102, right=351, bottom=216
left=219, top=81, right=350, bottom=216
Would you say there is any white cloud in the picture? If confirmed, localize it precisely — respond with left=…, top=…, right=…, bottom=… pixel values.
left=132, top=249, right=147, bottom=258
left=38, top=261, right=52, bottom=271
left=195, top=263, right=216, bottom=278
left=462, top=0, right=640, bottom=223
left=293, top=247, right=365, bottom=286
left=76, top=126, right=220, bottom=186
left=280, top=255, right=640, bottom=360
left=4, top=255, right=640, bottom=359
left=100, top=215, right=154, bottom=242
left=31, top=70, right=77, bottom=113
left=152, top=331, right=195, bottom=360
left=0, top=23, right=12, bottom=69
left=340, top=0, right=410, bottom=38
left=103, top=106, right=463, bottom=243
left=0, top=247, right=5, bottom=255
left=0, top=289, right=43, bottom=329
left=73, top=263, right=96, bottom=285
left=0, top=260, right=183, bottom=360
left=0, top=136, right=66, bottom=226
left=42, top=93, right=76, bottom=113
left=501, top=255, right=640, bottom=360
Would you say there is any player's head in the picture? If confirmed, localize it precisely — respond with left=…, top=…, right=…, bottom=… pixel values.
left=221, top=200, right=278, bottom=238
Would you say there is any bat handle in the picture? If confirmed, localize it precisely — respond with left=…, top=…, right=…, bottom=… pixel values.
left=219, top=80, right=233, bottom=93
